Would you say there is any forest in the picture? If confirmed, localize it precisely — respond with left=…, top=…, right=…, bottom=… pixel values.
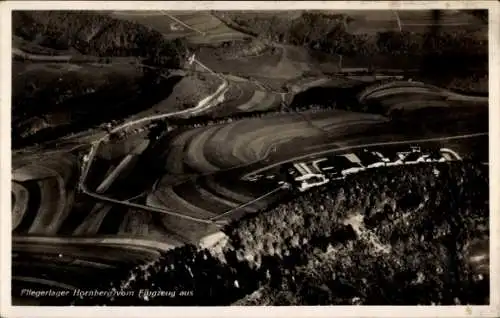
left=12, top=11, right=187, bottom=67
left=217, top=11, right=488, bottom=75
left=64, top=161, right=488, bottom=306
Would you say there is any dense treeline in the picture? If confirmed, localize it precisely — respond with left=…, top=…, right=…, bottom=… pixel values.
left=12, top=11, right=186, bottom=67
left=222, top=12, right=487, bottom=56
left=12, top=11, right=189, bottom=148
left=467, top=10, right=488, bottom=24
left=11, top=63, right=183, bottom=149
left=235, top=161, right=489, bottom=305
left=65, top=161, right=488, bottom=306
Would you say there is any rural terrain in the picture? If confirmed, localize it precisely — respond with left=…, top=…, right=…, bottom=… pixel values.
left=10, top=10, right=489, bottom=306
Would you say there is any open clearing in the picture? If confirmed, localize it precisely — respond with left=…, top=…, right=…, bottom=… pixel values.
left=110, top=11, right=250, bottom=44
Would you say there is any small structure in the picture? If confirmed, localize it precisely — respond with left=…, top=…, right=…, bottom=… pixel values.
left=290, top=161, right=330, bottom=192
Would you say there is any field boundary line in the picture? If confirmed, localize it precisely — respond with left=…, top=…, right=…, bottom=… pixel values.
left=393, top=11, right=403, bottom=32
left=243, top=132, right=488, bottom=178
left=160, top=11, right=206, bottom=36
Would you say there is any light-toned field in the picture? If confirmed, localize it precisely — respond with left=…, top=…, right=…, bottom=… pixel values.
left=144, top=78, right=487, bottom=242
left=10, top=150, right=187, bottom=244
left=217, top=10, right=486, bottom=35
left=194, top=45, right=283, bottom=76
left=345, top=10, right=486, bottom=34
left=12, top=154, right=77, bottom=235
left=196, top=44, right=324, bottom=82
left=110, top=11, right=251, bottom=44
left=211, top=74, right=282, bottom=115
left=159, top=110, right=387, bottom=175
left=286, top=76, right=362, bottom=93
left=151, top=73, right=223, bottom=112
left=357, top=80, right=488, bottom=115
left=147, top=110, right=387, bottom=235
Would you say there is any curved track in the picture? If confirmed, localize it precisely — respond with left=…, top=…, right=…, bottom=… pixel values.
left=358, top=81, right=488, bottom=111
left=11, top=182, right=29, bottom=231
left=11, top=77, right=489, bottom=297
left=12, top=154, right=77, bottom=235
left=146, top=83, right=488, bottom=242
left=161, top=110, right=388, bottom=174
left=12, top=235, right=181, bottom=294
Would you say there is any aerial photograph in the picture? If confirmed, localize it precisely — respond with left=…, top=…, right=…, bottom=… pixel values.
left=10, top=9, right=489, bottom=306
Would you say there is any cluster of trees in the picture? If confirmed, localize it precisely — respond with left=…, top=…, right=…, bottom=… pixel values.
left=12, top=63, right=144, bottom=145
left=167, top=107, right=282, bottom=127
left=193, top=37, right=272, bottom=60
left=223, top=12, right=487, bottom=65
left=11, top=64, right=183, bottom=149
left=12, top=11, right=186, bottom=67
left=12, top=11, right=189, bottom=148
left=68, top=160, right=488, bottom=306
left=71, top=244, right=260, bottom=306
left=236, top=161, right=489, bottom=305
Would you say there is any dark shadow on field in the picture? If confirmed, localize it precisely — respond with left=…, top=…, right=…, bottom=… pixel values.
left=12, top=74, right=183, bottom=149
left=68, top=162, right=489, bottom=306
left=288, top=82, right=380, bottom=113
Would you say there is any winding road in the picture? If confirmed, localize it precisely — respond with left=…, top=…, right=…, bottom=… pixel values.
left=77, top=55, right=229, bottom=223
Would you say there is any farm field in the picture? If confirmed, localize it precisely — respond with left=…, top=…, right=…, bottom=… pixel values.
left=9, top=9, right=491, bottom=307
left=345, top=10, right=486, bottom=34
left=110, top=11, right=251, bottom=44
left=210, top=75, right=283, bottom=116
left=149, top=73, right=223, bottom=112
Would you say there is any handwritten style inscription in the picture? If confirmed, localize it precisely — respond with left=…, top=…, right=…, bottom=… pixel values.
left=19, top=288, right=194, bottom=300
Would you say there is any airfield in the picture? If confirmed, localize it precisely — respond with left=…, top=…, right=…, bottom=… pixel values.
left=10, top=9, right=489, bottom=304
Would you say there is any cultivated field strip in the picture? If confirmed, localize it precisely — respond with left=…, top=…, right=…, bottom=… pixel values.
left=11, top=235, right=177, bottom=292
left=219, top=81, right=248, bottom=110
left=11, top=81, right=484, bottom=243
left=12, top=154, right=78, bottom=235
left=117, top=210, right=187, bottom=243
left=28, top=179, right=66, bottom=235
left=150, top=94, right=487, bottom=240
left=109, top=12, right=194, bottom=39
left=202, top=175, right=261, bottom=209
left=14, top=243, right=159, bottom=265
left=346, top=10, right=485, bottom=34
left=236, top=90, right=269, bottom=111
left=357, top=80, right=488, bottom=114
left=110, top=11, right=249, bottom=44
left=146, top=111, right=389, bottom=238
left=164, top=128, right=205, bottom=174
left=146, top=190, right=219, bottom=243
left=397, top=10, right=486, bottom=31
left=147, top=185, right=217, bottom=220
left=184, top=125, right=221, bottom=173
left=11, top=149, right=188, bottom=241
left=12, top=182, right=29, bottom=231
left=196, top=46, right=285, bottom=79
left=176, top=180, right=235, bottom=214
left=204, top=123, right=241, bottom=168
left=164, top=111, right=388, bottom=176
left=13, top=236, right=180, bottom=268
left=73, top=203, right=113, bottom=236
left=150, top=74, right=222, bottom=115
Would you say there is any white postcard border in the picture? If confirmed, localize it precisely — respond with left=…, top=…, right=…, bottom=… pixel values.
left=1, top=1, right=498, bottom=317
